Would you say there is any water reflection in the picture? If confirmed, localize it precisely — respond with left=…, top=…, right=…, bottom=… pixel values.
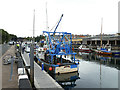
left=77, top=52, right=120, bottom=70
left=50, top=72, right=80, bottom=89
left=50, top=52, right=119, bottom=88
left=75, top=52, right=119, bottom=88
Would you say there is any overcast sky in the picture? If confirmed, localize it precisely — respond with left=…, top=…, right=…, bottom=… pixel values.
left=0, top=0, right=119, bottom=37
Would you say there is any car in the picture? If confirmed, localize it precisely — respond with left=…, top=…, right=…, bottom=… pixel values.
left=9, top=41, right=14, bottom=45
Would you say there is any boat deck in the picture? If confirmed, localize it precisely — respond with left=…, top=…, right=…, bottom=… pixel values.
left=22, top=52, right=30, bottom=66
left=21, top=52, right=63, bottom=88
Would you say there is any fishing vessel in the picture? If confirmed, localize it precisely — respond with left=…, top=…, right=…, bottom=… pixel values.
left=92, top=18, right=112, bottom=55
left=111, top=50, right=120, bottom=56
left=92, top=48, right=112, bottom=55
left=35, top=14, right=79, bottom=74
left=78, top=44, right=91, bottom=53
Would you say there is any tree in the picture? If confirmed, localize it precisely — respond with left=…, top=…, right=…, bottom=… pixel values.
left=35, top=35, right=45, bottom=42
left=9, top=34, right=17, bottom=41
left=0, top=29, right=17, bottom=44
left=26, top=36, right=32, bottom=41
left=0, top=29, right=9, bottom=43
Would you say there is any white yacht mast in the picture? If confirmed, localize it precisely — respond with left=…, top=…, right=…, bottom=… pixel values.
left=100, top=18, right=103, bottom=48
left=46, top=2, right=49, bottom=31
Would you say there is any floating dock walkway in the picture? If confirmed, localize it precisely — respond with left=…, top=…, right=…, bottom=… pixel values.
left=21, top=52, right=63, bottom=89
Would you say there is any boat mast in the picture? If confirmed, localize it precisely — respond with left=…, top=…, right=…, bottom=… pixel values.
left=45, top=2, right=49, bottom=46
left=100, top=18, right=103, bottom=48
left=33, top=9, right=35, bottom=42
left=30, top=9, right=35, bottom=87
left=46, top=2, right=49, bottom=31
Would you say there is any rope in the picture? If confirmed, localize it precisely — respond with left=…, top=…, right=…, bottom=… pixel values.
left=50, top=19, right=60, bottom=32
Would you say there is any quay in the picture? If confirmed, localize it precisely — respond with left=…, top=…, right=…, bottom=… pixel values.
left=1, top=45, right=18, bottom=89
left=21, top=52, right=63, bottom=89
left=1, top=45, right=63, bottom=89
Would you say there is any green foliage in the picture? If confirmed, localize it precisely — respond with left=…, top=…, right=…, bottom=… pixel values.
left=35, top=35, right=45, bottom=42
left=9, top=34, right=17, bottom=41
left=26, top=36, right=32, bottom=41
left=0, top=29, right=17, bottom=44
left=0, top=29, right=45, bottom=44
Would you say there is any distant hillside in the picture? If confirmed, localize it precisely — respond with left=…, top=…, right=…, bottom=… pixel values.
left=0, top=29, right=17, bottom=44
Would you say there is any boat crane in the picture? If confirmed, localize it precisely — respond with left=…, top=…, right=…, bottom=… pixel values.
left=43, top=14, right=77, bottom=63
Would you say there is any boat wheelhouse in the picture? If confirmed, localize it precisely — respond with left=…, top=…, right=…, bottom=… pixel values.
left=35, top=31, right=79, bottom=74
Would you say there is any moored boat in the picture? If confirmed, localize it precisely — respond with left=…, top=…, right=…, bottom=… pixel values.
left=91, top=48, right=112, bottom=55
left=91, top=18, right=112, bottom=55
left=35, top=14, right=79, bottom=74
left=112, top=51, right=120, bottom=56
left=78, top=44, right=91, bottom=53
left=99, top=48, right=112, bottom=55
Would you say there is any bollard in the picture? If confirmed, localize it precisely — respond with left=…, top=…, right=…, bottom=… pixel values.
left=42, top=63, right=44, bottom=70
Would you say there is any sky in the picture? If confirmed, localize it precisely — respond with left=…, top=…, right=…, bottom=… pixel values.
left=0, top=0, right=119, bottom=37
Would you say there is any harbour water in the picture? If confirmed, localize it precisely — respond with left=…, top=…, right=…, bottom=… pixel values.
left=51, top=52, right=120, bottom=89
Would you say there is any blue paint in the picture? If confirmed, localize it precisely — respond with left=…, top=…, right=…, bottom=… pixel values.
left=101, top=48, right=107, bottom=51
left=42, top=63, right=44, bottom=70
left=112, top=52, right=120, bottom=54
left=41, top=41, right=44, bottom=43
left=53, top=14, right=63, bottom=35
left=74, top=54, right=75, bottom=63
left=100, top=57, right=107, bottom=61
left=70, top=65, right=77, bottom=68
left=36, top=57, right=59, bottom=67
left=70, top=76, right=79, bottom=80
left=101, top=48, right=111, bottom=53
